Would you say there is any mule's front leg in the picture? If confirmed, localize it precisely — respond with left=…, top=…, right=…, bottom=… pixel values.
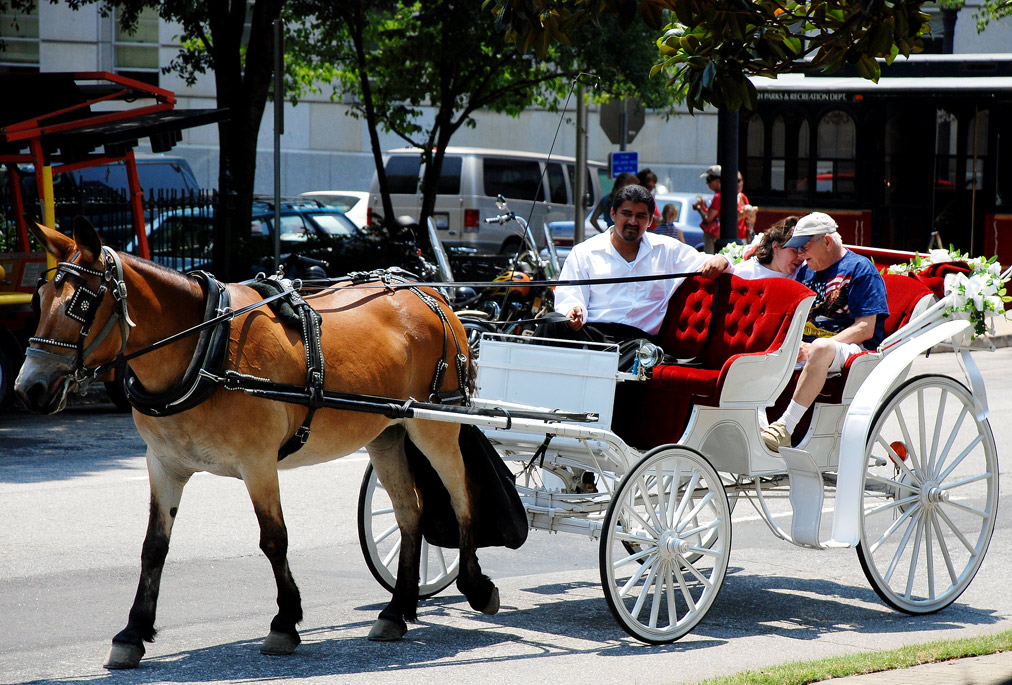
left=105, top=458, right=190, bottom=669
left=245, top=469, right=303, bottom=656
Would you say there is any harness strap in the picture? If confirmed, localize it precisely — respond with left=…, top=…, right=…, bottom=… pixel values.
left=123, top=273, right=231, bottom=416
left=276, top=278, right=326, bottom=462
left=408, top=286, right=469, bottom=404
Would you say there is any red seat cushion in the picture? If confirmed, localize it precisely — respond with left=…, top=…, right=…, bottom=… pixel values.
left=881, top=273, right=934, bottom=338
left=612, top=274, right=814, bottom=449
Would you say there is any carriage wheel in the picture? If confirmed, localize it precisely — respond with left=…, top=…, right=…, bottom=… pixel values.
left=858, top=374, right=999, bottom=614
left=357, top=463, right=459, bottom=598
left=600, top=445, right=731, bottom=643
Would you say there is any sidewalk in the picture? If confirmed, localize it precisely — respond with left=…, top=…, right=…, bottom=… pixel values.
left=823, top=650, right=1012, bottom=684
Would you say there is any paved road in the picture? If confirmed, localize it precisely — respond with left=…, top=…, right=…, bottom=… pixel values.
left=2, top=349, right=1011, bottom=684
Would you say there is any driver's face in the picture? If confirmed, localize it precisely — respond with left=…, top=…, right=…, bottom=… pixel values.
left=610, top=201, right=653, bottom=243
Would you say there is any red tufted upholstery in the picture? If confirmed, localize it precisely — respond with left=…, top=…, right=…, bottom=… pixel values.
left=612, top=274, right=814, bottom=448
left=881, top=273, right=935, bottom=338
left=913, top=261, right=970, bottom=299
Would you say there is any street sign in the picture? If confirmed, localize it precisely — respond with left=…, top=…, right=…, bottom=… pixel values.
left=609, top=151, right=638, bottom=178
left=600, top=98, right=645, bottom=146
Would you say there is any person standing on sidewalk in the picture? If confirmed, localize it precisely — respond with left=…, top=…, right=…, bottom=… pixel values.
left=693, top=164, right=722, bottom=253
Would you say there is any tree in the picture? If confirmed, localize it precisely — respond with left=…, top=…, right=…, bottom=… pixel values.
left=484, top=0, right=930, bottom=246
left=50, top=0, right=284, bottom=280
left=284, top=0, right=676, bottom=242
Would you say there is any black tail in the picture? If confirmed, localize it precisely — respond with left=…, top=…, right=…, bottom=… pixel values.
left=405, top=425, right=528, bottom=549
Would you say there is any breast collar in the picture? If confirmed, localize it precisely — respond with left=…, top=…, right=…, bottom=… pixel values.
left=123, top=271, right=232, bottom=417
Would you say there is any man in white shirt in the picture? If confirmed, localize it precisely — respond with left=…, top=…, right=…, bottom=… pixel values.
left=542, top=184, right=732, bottom=348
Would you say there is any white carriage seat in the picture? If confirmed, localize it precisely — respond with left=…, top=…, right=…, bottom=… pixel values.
left=611, top=274, right=815, bottom=449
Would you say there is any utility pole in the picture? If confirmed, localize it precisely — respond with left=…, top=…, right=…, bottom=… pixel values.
left=574, top=80, right=588, bottom=246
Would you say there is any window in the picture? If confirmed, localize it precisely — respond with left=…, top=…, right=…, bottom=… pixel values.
left=306, top=212, right=359, bottom=237
left=483, top=158, right=543, bottom=201
left=546, top=162, right=567, bottom=204
left=115, top=7, right=160, bottom=85
left=385, top=156, right=420, bottom=195
left=770, top=109, right=809, bottom=196
left=566, top=163, right=597, bottom=208
left=744, top=113, right=764, bottom=193
left=816, top=109, right=856, bottom=196
left=434, top=155, right=461, bottom=194
left=277, top=214, right=310, bottom=241
left=0, top=6, right=39, bottom=71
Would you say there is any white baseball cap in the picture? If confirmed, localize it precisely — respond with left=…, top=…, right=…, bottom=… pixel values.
left=784, top=212, right=838, bottom=249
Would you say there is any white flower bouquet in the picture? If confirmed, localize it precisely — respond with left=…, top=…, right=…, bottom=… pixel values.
left=717, top=241, right=748, bottom=264
left=890, top=246, right=1010, bottom=339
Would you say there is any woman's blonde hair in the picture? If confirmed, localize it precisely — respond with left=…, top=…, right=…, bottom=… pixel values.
left=753, top=216, right=799, bottom=265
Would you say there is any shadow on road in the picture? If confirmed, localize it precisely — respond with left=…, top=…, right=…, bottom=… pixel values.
left=12, top=570, right=999, bottom=685
left=0, top=402, right=145, bottom=484
left=699, top=566, right=1001, bottom=641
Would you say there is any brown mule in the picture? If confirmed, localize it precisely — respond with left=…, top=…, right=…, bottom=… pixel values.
left=15, top=219, right=501, bottom=668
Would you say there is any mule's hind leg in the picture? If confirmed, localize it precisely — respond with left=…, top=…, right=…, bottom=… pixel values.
left=365, top=425, right=421, bottom=641
left=406, top=422, right=500, bottom=617
left=105, top=456, right=191, bottom=669
left=242, top=466, right=303, bottom=655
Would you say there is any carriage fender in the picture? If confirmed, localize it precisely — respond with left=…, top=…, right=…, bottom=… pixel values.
left=829, top=318, right=972, bottom=547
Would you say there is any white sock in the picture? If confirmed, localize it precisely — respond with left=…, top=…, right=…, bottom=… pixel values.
left=779, top=400, right=808, bottom=435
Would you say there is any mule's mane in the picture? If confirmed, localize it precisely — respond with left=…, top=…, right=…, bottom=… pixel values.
left=118, top=250, right=213, bottom=290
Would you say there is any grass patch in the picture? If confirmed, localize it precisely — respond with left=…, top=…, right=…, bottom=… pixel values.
left=694, top=629, right=1012, bottom=685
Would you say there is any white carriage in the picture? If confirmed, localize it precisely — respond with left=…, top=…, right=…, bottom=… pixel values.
left=358, top=270, right=1001, bottom=644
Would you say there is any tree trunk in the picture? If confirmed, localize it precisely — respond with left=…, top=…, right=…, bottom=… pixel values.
left=210, top=0, right=283, bottom=280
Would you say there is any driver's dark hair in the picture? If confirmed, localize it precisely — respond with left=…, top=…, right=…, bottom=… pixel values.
left=611, top=183, right=655, bottom=217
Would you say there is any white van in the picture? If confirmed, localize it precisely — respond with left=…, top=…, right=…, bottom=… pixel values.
left=368, top=147, right=608, bottom=254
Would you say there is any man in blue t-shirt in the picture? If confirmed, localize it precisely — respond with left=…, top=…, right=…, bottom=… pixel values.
left=761, top=212, right=889, bottom=452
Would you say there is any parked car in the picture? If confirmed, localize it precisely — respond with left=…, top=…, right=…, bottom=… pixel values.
left=124, top=200, right=377, bottom=276
left=652, top=191, right=707, bottom=250
left=298, top=190, right=370, bottom=229
left=369, top=146, right=608, bottom=255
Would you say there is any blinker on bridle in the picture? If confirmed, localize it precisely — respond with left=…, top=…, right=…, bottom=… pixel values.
left=27, top=246, right=136, bottom=393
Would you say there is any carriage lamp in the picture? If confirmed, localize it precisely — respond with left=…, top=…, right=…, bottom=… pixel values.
left=634, top=341, right=664, bottom=371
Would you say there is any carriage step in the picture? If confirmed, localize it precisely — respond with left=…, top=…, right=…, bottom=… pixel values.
left=780, top=447, right=826, bottom=549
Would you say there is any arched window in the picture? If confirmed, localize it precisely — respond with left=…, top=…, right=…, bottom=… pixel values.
left=816, top=109, right=856, bottom=196
left=744, top=113, right=764, bottom=193
left=771, top=109, right=808, bottom=196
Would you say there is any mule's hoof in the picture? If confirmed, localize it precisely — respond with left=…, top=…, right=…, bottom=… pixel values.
left=103, top=641, right=144, bottom=669
left=481, top=586, right=500, bottom=615
left=260, top=630, right=300, bottom=655
left=367, top=617, right=407, bottom=641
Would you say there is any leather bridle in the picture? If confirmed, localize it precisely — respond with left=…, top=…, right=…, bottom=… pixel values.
left=27, top=246, right=135, bottom=394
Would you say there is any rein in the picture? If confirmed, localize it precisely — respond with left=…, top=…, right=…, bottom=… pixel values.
left=296, top=270, right=706, bottom=293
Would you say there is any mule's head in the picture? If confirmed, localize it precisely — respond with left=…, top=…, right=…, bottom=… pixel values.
left=15, top=218, right=128, bottom=414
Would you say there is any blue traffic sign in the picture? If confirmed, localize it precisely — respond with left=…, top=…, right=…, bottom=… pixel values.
left=609, top=151, right=638, bottom=178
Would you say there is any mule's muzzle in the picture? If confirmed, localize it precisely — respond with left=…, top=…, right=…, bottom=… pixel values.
left=15, top=369, right=70, bottom=415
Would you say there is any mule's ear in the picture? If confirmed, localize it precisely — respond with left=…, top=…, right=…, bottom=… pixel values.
left=28, top=221, right=75, bottom=259
left=72, top=216, right=103, bottom=264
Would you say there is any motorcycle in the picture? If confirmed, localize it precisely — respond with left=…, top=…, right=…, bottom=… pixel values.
left=434, top=195, right=559, bottom=355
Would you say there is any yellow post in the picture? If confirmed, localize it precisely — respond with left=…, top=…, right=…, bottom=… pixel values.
left=40, top=165, right=57, bottom=270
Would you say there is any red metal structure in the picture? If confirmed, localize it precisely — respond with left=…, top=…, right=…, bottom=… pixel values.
left=0, top=71, right=225, bottom=409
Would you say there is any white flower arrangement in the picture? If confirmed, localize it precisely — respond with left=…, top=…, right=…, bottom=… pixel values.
left=890, top=246, right=1010, bottom=339
left=943, top=262, right=1009, bottom=339
left=717, top=242, right=748, bottom=264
